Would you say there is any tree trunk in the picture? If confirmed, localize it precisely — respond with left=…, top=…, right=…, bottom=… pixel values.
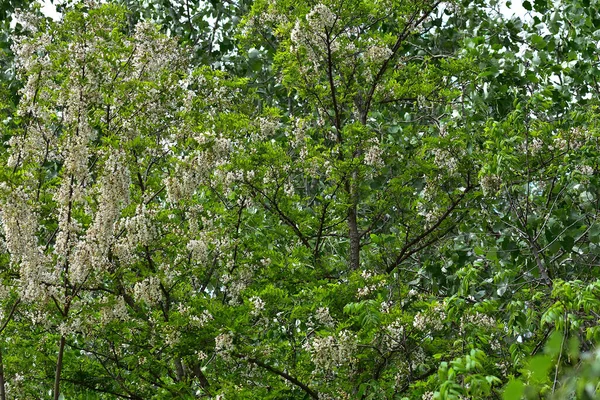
left=0, top=347, right=6, bottom=400
left=53, top=335, right=66, bottom=400
left=347, top=171, right=360, bottom=270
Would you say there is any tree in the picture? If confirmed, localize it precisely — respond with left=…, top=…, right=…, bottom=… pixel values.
left=0, top=4, right=194, bottom=398
left=2, top=0, right=600, bottom=399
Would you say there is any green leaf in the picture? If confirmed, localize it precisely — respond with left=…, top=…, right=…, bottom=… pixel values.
left=545, top=331, right=563, bottom=356
left=503, top=379, right=524, bottom=400
left=528, top=354, right=553, bottom=382
left=589, top=223, right=600, bottom=243
left=530, top=34, right=546, bottom=49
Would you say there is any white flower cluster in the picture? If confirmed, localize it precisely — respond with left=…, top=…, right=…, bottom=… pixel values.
left=124, top=204, right=155, bottom=248
left=315, top=307, right=335, bottom=327
left=53, top=125, right=99, bottom=265
left=258, top=117, right=278, bottom=140
left=132, top=22, right=183, bottom=76
left=195, top=350, right=208, bottom=361
left=10, top=10, right=47, bottom=81
left=365, top=45, right=393, bottom=64
left=165, top=329, right=181, bottom=346
left=63, top=119, right=96, bottom=181
left=413, top=302, right=446, bottom=331
left=291, top=118, right=307, bottom=149
left=290, top=4, right=339, bottom=71
left=432, top=148, right=458, bottom=173
left=166, top=135, right=232, bottom=202
left=187, top=235, right=209, bottom=264
left=303, top=330, right=356, bottom=371
left=578, top=165, right=594, bottom=175
left=58, top=317, right=84, bottom=337
left=479, top=174, right=502, bottom=196
left=71, top=151, right=130, bottom=284
left=524, top=137, right=544, bottom=155
left=134, top=276, right=163, bottom=305
left=410, top=346, right=427, bottom=371
left=306, top=4, right=337, bottom=31
left=249, top=296, right=265, bottom=316
left=460, top=312, right=496, bottom=331
left=568, top=126, right=595, bottom=150
left=0, top=186, right=50, bottom=302
left=422, top=391, right=434, bottom=400
left=364, top=138, right=384, bottom=167
left=384, top=320, right=404, bottom=350
left=215, top=332, right=234, bottom=355
left=190, top=309, right=214, bottom=327
left=12, top=9, right=40, bottom=33
left=380, top=301, right=393, bottom=313
left=101, top=296, right=129, bottom=324
left=358, top=270, right=386, bottom=298
left=224, top=267, right=253, bottom=304
left=549, top=136, right=568, bottom=151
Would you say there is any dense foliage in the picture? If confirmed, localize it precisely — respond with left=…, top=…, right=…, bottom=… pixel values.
left=1, top=0, right=600, bottom=399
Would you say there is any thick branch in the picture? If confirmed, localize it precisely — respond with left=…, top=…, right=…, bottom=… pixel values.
left=363, top=1, right=443, bottom=118
left=387, top=186, right=472, bottom=273
left=235, top=354, right=319, bottom=399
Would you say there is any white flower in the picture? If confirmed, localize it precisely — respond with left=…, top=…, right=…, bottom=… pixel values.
left=306, top=4, right=336, bottom=31
left=315, top=307, right=335, bottom=327
left=249, top=296, right=265, bottom=316
left=303, top=330, right=356, bottom=371
left=134, top=276, right=163, bottom=305
left=258, top=117, right=278, bottom=139
left=364, top=139, right=384, bottom=167
left=432, top=148, right=457, bottom=172
left=365, top=45, right=392, bottom=63
left=413, top=303, right=446, bottom=331
left=385, top=320, right=404, bottom=349
left=125, top=204, right=155, bottom=247
left=187, top=238, right=208, bottom=263
left=215, top=332, right=234, bottom=353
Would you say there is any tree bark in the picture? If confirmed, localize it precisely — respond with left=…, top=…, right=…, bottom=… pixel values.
left=347, top=171, right=360, bottom=271
left=53, top=335, right=66, bottom=400
left=0, top=347, right=6, bottom=400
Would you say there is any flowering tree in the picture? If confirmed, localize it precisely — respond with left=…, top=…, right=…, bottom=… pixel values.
left=1, top=4, right=195, bottom=398
left=2, top=0, right=600, bottom=399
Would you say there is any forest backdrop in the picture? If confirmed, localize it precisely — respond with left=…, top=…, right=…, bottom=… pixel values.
left=1, top=0, right=600, bottom=399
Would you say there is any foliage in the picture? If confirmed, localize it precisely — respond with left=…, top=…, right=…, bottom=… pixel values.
left=1, top=0, right=600, bottom=399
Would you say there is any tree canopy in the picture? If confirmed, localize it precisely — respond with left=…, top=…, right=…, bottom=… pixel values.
left=1, top=0, right=600, bottom=399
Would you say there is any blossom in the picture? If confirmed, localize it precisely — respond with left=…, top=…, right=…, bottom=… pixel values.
left=306, top=4, right=336, bottom=31
left=364, top=139, right=384, bottom=167
left=0, top=186, right=49, bottom=302
left=71, top=151, right=130, bottom=284
left=480, top=174, right=501, bottom=196
left=290, top=4, right=339, bottom=71
left=413, top=302, right=446, bottom=331
left=215, top=332, right=234, bottom=354
left=134, top=276, right=163, bottom=305
left=384, top=320, right=405, bottom=349
left=303, top=330, right=356, bottom=371
left=101, top=296, right=129, bottom=324
left=188, top=237, right=209, bottom=263
left=190, top=310, right=214, bottom=327
left=258, top=117, right=278, bottom=139
left=249, top=296, right=265, bottom=315
left=365, top=45, right=392, bottom=63
left=125, top=204, right=155, bottom=248
left=432, top=148, right=458, bottom=172
left=315, top=307, right=335, bottom=327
